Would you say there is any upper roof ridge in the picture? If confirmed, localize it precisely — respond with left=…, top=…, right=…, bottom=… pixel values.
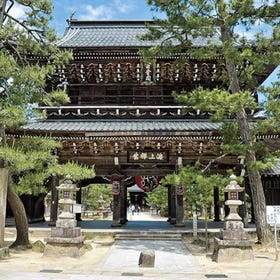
left=68, top=19, right=155, bottom=28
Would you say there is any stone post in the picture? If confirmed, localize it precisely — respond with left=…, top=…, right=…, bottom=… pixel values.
left=175, top=185, right=185, bottom=227
left=170, top=185, right=177, bottom=224
left=0, top=168, right=8, bottom=248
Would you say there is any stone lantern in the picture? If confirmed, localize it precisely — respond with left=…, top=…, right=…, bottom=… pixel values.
left=56, top=174, right=79, bottom=225
left=224, top=175, right=244, bottom=222
left=97, top=195, right=105, bottom=217
left=212, top=175, right=254, bottom=262
left=44, top=175, right=85, bottom=258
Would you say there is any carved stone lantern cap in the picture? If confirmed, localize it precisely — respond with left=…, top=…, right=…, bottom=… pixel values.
left=57, top=174, right=79, bottom=191
left=224, top=174, right=244, bottom=193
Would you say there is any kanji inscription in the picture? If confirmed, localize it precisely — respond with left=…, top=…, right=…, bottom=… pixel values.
left=128, top=150, right=168, bottom=163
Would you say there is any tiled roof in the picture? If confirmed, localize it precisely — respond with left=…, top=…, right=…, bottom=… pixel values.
left=262, top=159, right=280, bottom=176
left=57, top=20, right=218, bottom=48
left=21, top=119, right=222, bottom=133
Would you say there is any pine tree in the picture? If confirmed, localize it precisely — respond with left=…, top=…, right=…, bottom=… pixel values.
left=145, top=0, right=280, bottom=243
left=0, top=0, right=72, bottom=248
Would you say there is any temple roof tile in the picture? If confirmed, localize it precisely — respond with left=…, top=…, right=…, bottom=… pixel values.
left=21, top=119, right=222, bottom=133
left=57, top=20, right=219, bottom=49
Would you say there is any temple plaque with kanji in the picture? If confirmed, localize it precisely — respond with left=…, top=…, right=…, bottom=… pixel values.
left=128, top=150, right=168, bottom=163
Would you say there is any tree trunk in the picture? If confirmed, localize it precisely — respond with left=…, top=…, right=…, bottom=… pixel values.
left=235, top=109, right=272, bottom=242
left=0, top=0, right=7, bottom=28
left=218, top=19, right=273, bottom=243
left=245, top=149, right=272, bottom=243
left=7, top=175, right=30, bottom=248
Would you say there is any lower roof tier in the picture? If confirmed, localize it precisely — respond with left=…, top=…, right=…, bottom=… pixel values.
left=21, top=119, right=222, bottom=137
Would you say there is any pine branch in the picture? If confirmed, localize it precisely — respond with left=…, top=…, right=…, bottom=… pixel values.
left=5, top=39, right=27, bottom=64
left=201, top=153, right=229, bottom=174
left=4, top=12, right=42, bottom=42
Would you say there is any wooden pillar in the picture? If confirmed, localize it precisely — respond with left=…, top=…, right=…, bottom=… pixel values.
left=76, top=185, right=82, bottom=221
left=0, top=168, right=8, bottom=247
left=49, top=173, right=59, bottom=226
left=124, top=185, right=128, bottom=222
left=175, top=186, right=185, bottom=227
left=167, top=185, right=172, bottom=222
left=224, top=192, right=229, bottom=218
left=120, top=184, right=127, bottom=224
left=214, top=187, right=221, bottom=222
left=170, top=185, right=176, bottom=224
left=111, top=180, right=122, bottom=227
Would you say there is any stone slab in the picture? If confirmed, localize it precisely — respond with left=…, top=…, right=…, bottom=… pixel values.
left=214, top=237, right=254, bottom=247
left=45, top=235, right=85, bottom=244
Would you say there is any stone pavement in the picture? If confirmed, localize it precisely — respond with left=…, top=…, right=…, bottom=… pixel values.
left=2, top=212, right=280, bottom=280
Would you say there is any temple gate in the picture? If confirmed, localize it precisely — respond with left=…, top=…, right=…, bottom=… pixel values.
left=7, top=20, right=280, bottom=226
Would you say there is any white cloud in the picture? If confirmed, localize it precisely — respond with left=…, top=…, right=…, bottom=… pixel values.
left=80, top=5, right=114, bottom=20
left=9, top=3, right=27, bottom=19
left=114, top=0, right=135, bottom=13
left=79, top=1, right=137, bottom=20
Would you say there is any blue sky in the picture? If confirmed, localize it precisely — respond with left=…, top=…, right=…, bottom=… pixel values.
left=51, top=0, right=161, bottom=36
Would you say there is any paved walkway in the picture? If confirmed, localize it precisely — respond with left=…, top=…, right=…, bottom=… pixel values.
left=15, top=211, right=255, bottom=233
left=101, top=240, right=201, bottom=273
left=2, top=212, right=280, bottom=280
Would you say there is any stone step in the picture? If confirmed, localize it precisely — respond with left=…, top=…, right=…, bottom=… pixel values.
left=115, top=232, right=182, bottom=241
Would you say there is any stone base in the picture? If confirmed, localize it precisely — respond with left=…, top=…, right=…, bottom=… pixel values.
left=139, top=250, right=155, bottom=267
left=212, top=237, right=254, bottom=262
left=44, top=243, right=85, bottom=258
left=0, top=247, right=9, bottom=259
left=44, top=235, right=85, bottom=258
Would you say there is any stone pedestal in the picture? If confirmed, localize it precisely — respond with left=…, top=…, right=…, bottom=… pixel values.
left=44, top=222, right=85, bottom=258
left=212, top=220, right=254, bottom=262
